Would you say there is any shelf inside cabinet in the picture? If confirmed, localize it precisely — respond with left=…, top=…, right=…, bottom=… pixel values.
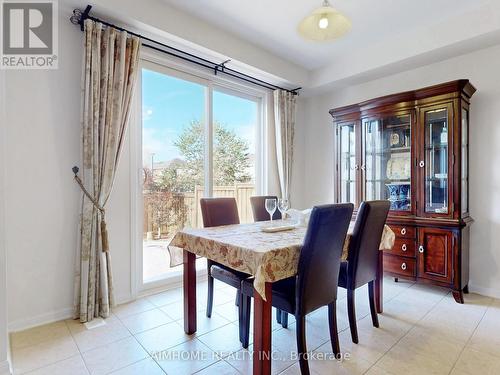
left=426, top=176, right=448, bottom=181
left=388, top=146, right=410, bottom=152
left=427, top=118, right=447, bottom=124
left=425, top=205, right=448, bottom=214
left=385, top=122, right=411, bottom=129
left=365, top=179, right=411, bottom=183
left=367, top=148, right=410, bottom=156
left=425, top=144, right=448, bottom=151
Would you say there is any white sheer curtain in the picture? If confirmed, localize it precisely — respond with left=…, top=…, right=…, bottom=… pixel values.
left=273, top=90, right=297, bottom=201
left=74, top=19, right=141, bottom=322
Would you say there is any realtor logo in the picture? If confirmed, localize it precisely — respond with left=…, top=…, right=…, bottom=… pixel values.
left=1, top=0, right=58, bottom=69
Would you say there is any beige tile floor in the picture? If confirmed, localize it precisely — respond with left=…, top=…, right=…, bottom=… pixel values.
left=9, top=277, right=500, bottom=375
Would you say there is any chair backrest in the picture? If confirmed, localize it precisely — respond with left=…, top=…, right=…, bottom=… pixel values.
left=296, top=203, right=353, bottom=315
left=250, top=195, right=282, bottom=222
left=200, top=198, right=240, bottom=228
left=347, top=200, right=390, bottom=289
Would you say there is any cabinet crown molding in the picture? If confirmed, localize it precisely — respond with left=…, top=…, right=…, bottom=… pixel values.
left=329, top=79, right=476, bottom=122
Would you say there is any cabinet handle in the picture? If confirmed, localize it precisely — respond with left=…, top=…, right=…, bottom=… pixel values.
left=354, top=164, right=360, bottom=170
left=400, top=228, right=407, bottom=235
left=361, top=165, right=366, bottom=171
left=419, top=160, right=425, bottom=168
left=401, top=263, right=407, bottom=270
left=419, top=245, right=425, bottom=253
left=401, top=244, right=407, bottom=251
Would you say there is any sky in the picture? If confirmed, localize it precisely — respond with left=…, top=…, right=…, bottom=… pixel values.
left=142, top=68, right=258, bottom=167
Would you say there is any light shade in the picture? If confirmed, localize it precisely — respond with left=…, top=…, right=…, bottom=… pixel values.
left=298, top=1, right=351, bottom=41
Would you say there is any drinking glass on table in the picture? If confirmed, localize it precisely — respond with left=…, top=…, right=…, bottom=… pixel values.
left=265, top=198, right=277, bottom=222
left=278, top=198, right=290, bottom=220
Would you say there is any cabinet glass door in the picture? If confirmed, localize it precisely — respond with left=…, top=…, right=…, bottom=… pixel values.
left=364, top=114, right=412, bottom=212
left=338, top=123, right=357, bottom=205
left=461, top=108, right=469, bottom=215
left=423, top=106, right=451, bottom=214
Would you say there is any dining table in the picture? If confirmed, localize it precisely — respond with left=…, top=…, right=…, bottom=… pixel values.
left=168, top=219, right=395, bottom=375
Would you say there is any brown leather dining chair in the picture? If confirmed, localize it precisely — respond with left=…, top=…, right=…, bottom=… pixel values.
left=240, top=203, right=354, bottom=375
left=250, top=195, right=282, bottom=222
left=338, top=200, right=390, bottom=344
left=200, top=198, right=251, bottom=322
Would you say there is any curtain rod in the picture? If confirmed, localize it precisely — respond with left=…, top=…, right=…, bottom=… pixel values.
left=70, top=6, right=301, bottom=95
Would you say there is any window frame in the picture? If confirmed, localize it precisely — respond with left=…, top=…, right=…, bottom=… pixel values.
left=131, top=50, right=268, bottom=294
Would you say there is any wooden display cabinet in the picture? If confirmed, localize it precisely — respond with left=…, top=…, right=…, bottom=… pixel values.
left=330, top=80, right=475, bottom=303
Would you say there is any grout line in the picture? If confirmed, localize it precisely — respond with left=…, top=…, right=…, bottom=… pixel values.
left=69, top=316, right=133, bottom=353
left=362, top=285, right=450, bottom=375
left=115, top=307, right=173, bottom=335
left=63, top=319, right=92, bottom=375
left=105, top=356, right=155, bottom=375
left=446, top=296, right=495, bottom=375
left=223, top=358, right=246, bottom=374
left=65, top=317, right=162, bottom=375
left=12, top=282, right=496, bottom=375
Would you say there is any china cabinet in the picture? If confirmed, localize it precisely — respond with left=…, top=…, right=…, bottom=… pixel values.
left=330, top=80, right=475, bottom=303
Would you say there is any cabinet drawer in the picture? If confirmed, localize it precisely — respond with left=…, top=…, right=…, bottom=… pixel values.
left=383, top=255, right=416, bottom=278
left=389, top=225, right=416, bottom=239
left=388, top=238, right=416, bottom=257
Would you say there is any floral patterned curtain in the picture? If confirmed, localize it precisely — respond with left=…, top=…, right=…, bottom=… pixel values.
left=273, top=90, right=296, bottom=201
left=74, top=19, right=141, bottom=322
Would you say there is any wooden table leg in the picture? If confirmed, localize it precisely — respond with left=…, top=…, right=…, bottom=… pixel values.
left=253, top=283, right=272, bottom=375
left=183, top=250, right=197, bottom=334
left=375, top=251, right=383, bottom=313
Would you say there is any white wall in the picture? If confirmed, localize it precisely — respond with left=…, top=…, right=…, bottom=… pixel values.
left=0, top=68, right=12, bottom=374
left=308, top=1, right=500, bottom=91
left=4, top=12, right=83, bottom=330
left=69, top=0, right=308, bottom=88
left=294, top=44, right=500, bottom=298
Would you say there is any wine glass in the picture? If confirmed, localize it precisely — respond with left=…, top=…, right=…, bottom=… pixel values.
left=278, top=198, right=290, bottom=220
left=265, top=198, right=277, bottom=222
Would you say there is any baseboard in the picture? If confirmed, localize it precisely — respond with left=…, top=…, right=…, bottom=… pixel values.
left=0, top=360, right=11, bottom=375
left=8, top=307, right=74, bottom=333
left=469, top=283, right=500, bottom=299
left=8, top=275, right=211, bottom=332
left=8, top=292, right=151, bottom=332
left=115, top=293, right=134, bottom=306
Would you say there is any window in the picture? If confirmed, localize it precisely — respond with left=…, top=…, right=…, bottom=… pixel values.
left=139, top=61, right=262, bottom=285
left=211, top=89, right=258, bottom=223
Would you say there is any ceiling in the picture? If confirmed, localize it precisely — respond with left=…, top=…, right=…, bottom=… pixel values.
left=162, top=0, right=492, bottom=70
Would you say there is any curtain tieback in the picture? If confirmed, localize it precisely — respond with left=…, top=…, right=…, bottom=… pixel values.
left=72, top=166, right=110, bottom=252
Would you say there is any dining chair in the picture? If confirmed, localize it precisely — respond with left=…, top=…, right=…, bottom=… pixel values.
left=338, top=200, right=390, bottom=344
left=250, top=195, right=287, bottom=327
left=200, top=198, right=251, bottom=320
left=250, top=195, right=282, bottom=222
left=240, top=203, right=354, bottom=374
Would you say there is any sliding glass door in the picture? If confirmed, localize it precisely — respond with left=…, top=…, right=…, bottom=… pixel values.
left=212, top=89, right=258, bottom=224
left=140, top=62, right=261, bottom=285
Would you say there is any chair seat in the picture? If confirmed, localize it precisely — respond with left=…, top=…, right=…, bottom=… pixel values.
left=210, top=263, right=250, bottom=289
left=338, top=261, right=348, bottom=289
left=241, top=276, right=296, bottom=313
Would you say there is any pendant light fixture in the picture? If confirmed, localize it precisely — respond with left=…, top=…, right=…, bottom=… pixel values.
left=298, top=0, right=351, bottom=41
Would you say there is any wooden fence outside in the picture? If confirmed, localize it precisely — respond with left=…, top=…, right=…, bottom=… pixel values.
left=144, top=184, right=255, bottom=239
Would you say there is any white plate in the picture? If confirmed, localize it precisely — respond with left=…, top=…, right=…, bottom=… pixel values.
left=261, top=224, right=297, bottom=233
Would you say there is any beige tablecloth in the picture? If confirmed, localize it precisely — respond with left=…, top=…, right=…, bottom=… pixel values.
left=168, top=221, right=395, bottom=299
